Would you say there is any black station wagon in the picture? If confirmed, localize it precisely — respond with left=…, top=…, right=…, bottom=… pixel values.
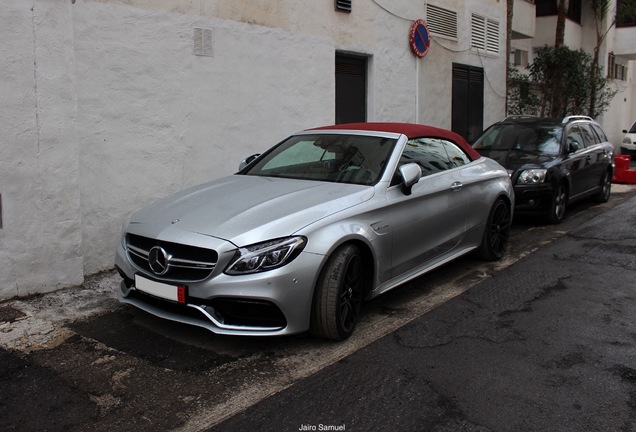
left=473, top=116, right=614, bottom=224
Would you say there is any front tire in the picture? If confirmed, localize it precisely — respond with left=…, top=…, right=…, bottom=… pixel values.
left=478, top=198, right=511, bottom=261
left=547, top=182, right=568, bottom=224
left=310, top=244, right=366, bottom=341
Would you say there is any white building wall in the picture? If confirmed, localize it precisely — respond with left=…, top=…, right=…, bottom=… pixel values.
left=597, top=2, right=636, bottom=148
left=602, top=61, right=636, bottom=148
left=0, top=0, right=506, bottom=300
left=0, top=0, right=84, bottom=298
left=73, top=2, right=337, bottom=274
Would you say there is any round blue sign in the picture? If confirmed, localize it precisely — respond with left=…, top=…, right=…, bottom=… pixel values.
left=410, top=19, right=431, bottom=58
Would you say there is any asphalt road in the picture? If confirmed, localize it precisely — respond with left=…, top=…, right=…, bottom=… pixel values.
left=209, top=188, right=636, bottom=432
left=1, top=184, right=635, bottom=432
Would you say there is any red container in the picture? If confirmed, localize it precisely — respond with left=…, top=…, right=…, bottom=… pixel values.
left=613, top=155, right=636, bottom=184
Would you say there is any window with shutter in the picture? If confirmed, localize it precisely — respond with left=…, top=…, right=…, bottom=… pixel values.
left=471, top=13, right=500, bottom=56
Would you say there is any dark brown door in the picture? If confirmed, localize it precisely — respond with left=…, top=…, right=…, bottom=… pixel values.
left=452, top=63, right=484, bottom=143
left=335, top=54, right=367, bottom=124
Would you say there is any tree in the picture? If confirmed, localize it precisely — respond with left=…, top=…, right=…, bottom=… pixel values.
left=507, top=45, right=616, bottom=118
left=506, top=0, right=514, bottom=114
left=555, top=0, right=569, bottom=47
left=550, top=0, right=571, bottom=117
left=506, top=68, right=540, bottom=116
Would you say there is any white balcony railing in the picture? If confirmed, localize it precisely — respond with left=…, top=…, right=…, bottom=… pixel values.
left=614, top=26, right=636, bottom=60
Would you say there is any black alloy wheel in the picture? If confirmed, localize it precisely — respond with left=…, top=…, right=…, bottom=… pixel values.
left=547, top=182, right=568, bottom=224
left=478, top=198, right=511, bottom=261
left=310, top=244, right=366, bottom=341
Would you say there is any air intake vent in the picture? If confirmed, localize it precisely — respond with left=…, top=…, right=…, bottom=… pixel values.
left=426, top=4, right=458, bottom=39
left=335, top=0, right=352, bottom=13
left=193, top=27, right=213, bottom=57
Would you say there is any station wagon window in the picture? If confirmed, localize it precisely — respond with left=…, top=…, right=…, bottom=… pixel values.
left=473, top=124, right=562, bottom=156
left=579, top=124, right=598, bottom=147
left=399, top=138, right=468, bottom=178
left=590, top=123, right=608, bottom=143
left=566, top=125, right=585, bottom=151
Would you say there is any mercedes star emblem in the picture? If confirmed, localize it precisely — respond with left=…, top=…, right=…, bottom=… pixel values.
left=148, top=246, right=170, bottom=275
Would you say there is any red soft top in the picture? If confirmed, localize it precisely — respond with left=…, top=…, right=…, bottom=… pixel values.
left=312, top=122, right=481, bottom=161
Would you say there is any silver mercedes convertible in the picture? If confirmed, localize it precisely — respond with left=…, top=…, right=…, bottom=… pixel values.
left=114, top=123, right=513, bottom=340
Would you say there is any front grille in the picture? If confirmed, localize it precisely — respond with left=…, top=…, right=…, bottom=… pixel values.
left=126, top=233, right=218, bottom=281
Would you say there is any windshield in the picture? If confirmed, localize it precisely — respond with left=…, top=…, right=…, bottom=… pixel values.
left=243, top=134, right=398, bottom=185
left=473, top=124, right=563, bottom=156
left=629, top=122, right=636, bottom=134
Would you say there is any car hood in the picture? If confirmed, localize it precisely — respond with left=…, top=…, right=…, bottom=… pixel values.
left=477, top=149, right=556, bottom=172
left=128, top=175, right=373, bottom=246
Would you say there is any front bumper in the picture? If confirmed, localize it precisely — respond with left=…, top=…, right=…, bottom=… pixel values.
left=114, top=241, right=324, bottom=336
left=512, top=183, right=554, bottom=215
left=620, top=143, right=636, bottom=157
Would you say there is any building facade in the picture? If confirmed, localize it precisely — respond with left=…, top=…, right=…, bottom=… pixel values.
left=0, top=0, right=508, bottom=299
left=510, top=0, right=636, bottom=146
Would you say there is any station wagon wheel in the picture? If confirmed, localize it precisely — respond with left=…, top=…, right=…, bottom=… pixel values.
left=592, top=169, right=612, bottom=203
left=311, top=244, right=366, bottom=341
left=547, top=182, right=568, bottom=224
left=478, top=198, right=511, bottom=261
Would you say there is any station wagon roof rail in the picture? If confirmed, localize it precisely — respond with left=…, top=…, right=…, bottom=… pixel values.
left=503, top=115, right=538, bottom=121
left=562, top=115, right=594, bottom=123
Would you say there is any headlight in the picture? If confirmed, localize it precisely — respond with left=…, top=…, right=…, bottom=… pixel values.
left=624, top=137, right=632, bottom=144
left=120, top=211, right=136, bottom=246
left=517, top=169, right=547, bottom=185
left=225, top=236, right=307, bottom=275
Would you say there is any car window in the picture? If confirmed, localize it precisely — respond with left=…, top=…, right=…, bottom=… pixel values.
left=629, top=122, right=636, bottom=134
left=244, top=133, right=398, bottom=185
left=399, top=138, right=457, bottom=178
left=566, top=125, right=585, bottom=151
left=473, top=124, right=562, bottom=156
left=444, top=140, right=472, bottom=167
left=579, top=124, right=598, bottom=147
left=263, top=140, right=335, bottom=169
left=590, top=123, right=608, bottom=142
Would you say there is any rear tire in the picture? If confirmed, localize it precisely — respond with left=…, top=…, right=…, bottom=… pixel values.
left=547, top=182, right=568, bottom=224
left=478, top=198, right=511, bottom=261
left=592, top=169, right=612, bottom=203
left=310, top=244, right=366, bottom=341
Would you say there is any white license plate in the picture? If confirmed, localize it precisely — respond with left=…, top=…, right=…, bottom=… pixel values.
left=135, top=275, right=183, bottom=302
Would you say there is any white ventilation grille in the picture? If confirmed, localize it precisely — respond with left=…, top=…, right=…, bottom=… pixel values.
left=193, top=28, right=213, bottom=57
left=426, top=4, right=458, bottom=39
left=471, top=14, right=500, bottom=55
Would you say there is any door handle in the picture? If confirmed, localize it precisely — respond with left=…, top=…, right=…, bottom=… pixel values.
left=451, top=181, right=463, bottom=191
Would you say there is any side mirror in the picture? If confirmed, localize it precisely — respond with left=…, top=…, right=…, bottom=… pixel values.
left=566, top=137, right=580, bottom=154
left=623, top=130, right=628, bottom=134
left=398, top=163, right=422, bottom=195
left=238, top=153, right=261, bottom=171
